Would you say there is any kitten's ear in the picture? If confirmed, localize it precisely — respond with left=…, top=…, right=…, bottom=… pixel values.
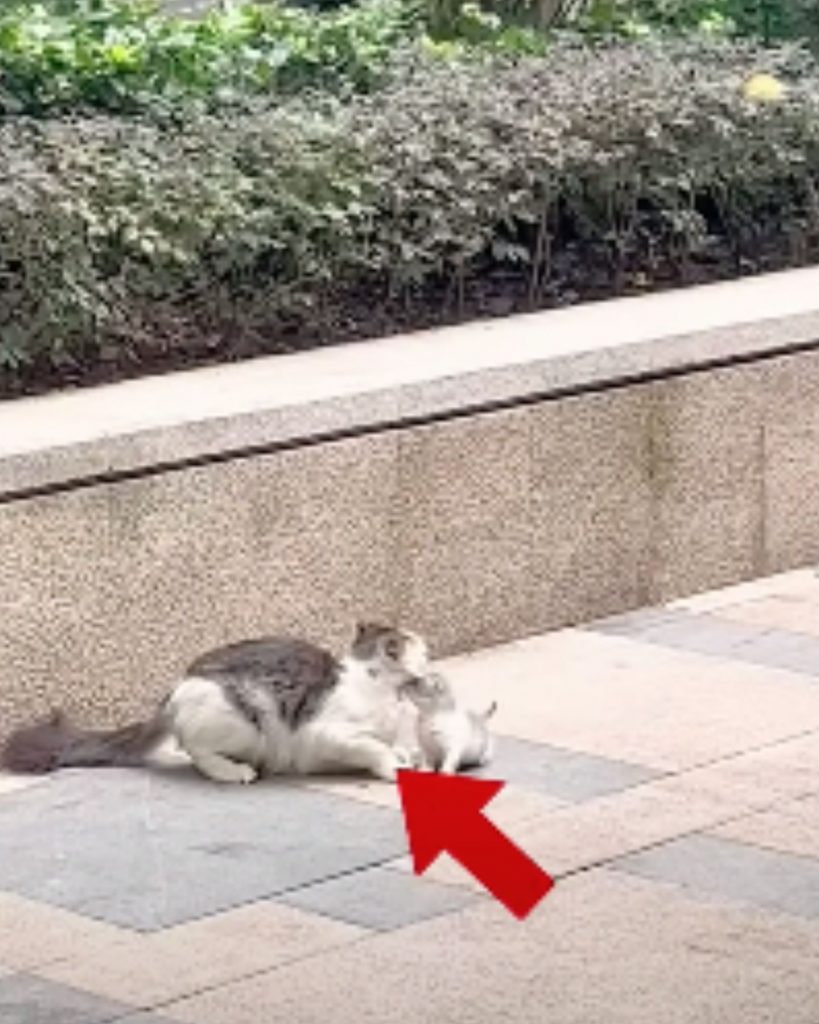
left=383, top=635, right=403, bottom=661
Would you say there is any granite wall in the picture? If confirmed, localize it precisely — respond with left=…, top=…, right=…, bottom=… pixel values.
left=1, top=347, right=817, bottom=735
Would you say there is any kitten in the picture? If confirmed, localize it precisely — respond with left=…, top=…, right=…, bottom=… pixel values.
left=1, top=623, right=429, bottom=785
left=400, top=671, right=496, bottom=774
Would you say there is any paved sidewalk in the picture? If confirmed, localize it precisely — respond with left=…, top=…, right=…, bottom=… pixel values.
left=3, top=569, right=819, bottom=1022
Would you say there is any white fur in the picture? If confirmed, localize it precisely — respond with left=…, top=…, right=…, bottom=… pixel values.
left=164, top=677, right=266, bottom=783
left=402, top=673, right=496, bottom=774
left=162, top=653, right=423, bottom=785
left=417, top=709, right=494, bottom=774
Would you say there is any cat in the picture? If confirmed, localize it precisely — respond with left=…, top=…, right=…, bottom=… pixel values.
left=1, top=623, right=429, bottom=785
left=399, top=671, right=496, bottom=774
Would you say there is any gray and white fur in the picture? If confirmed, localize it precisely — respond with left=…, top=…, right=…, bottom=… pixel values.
left=1, top=623, right=428, bottom=785
left=400, top=671, right=496, bottom=774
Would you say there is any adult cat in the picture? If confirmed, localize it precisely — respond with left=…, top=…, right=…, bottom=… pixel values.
left=1, top=623, right=428, bottom=784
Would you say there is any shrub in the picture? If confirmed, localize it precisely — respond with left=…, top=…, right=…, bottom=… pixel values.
left=0, top=0, right=550, bottom=117
left=2, top=38, right=819, bottom=392
left=0, top=0, right=420, bottom=115
left=567, top=0, right=819, bottom=46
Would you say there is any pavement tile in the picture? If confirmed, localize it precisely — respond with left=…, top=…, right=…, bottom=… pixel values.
left=712, top=594, right=819, bottom=638
left=379, top=784, right=572, bottom=890
left=298, top=776, right=401, bottom=811
left=396, top=730, right=819, bottom=891
left=709, top=793, right=819, bottom=860
left=162, top=869, right=819, bottom=1024
left=6, top=569, right=819, bottom=1023
left=0, top=770, right=405, bottom=930
left=107, top=1016, right=184, bottom=1024
left=438, top=628, right=819, bottom=769
left=590, top=607, right=760, bottom=647
left=389, top=769, right=745, bottom=890
left=302, top=736, right=652, bottom=811
left=38, top=901, right=364, bottom=1007
left=667, top=568, right=819, bottom=613
left=519, top=735, right=819, bottom=878
left=613, top=833, right=819, bottom=919
left=482, top=783, right=569, bottom=829
left=474, top=735, right=657, bottom=801
left=279, top=866, right=478, bottom=931
left=0, top=892, right=129, bottom=972
left=681, top=731, right=819, bottom=805
left=589, top=607, right=819, bottom=678
left=0, top=973, right=141, bottom=1024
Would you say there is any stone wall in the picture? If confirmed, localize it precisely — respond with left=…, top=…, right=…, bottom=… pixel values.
left=2, top=270, right=819, bottom=734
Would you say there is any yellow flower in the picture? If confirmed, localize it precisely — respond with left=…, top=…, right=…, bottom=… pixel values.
left=742, top=73, right=786, bottom=103
left=107, top=44, right=135, bottom=66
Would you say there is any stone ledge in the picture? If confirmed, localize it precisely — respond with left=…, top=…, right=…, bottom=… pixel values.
left=2, top=266, right=819, bottom=497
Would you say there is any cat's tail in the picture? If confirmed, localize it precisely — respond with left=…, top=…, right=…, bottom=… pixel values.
left=482, top=701, right=498, bottom=721
left=0, top=707, right=169, bottom=774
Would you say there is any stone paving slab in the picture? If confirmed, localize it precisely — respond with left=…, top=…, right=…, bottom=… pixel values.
left=305, top=734, right=658, bottom=809
left=668, top=566, right=819, bottom=612
left=279, top=866, right=478, bottom=931
left=475, top=735, right=658, bottom=802
left=0, top=770, right=405, bottom=931
left=389, top=738, right=819, bottom=890
left=2, top=567, right=819, bottom=1021
left=161, top=869, right=819, bottom=1024
left=436, top=626, right=819, bottom=770
left=709, top=793, right=819, bottom=858
left=0, top=736, right=657, bottom=935
left=36, top=901, right=365, bottom=1008
left=0, top=893, right=130, bottom=973
left=589, top=606, right=819, bottom=677
left=714, top=592, right=819, bottom=637
left=613, top=833, right=819, bottom=919
left=0, top=974, right=173, bottom=1024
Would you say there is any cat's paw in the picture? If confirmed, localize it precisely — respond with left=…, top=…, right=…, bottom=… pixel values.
left=372, top=755, right=400, bottom=783
left=192, top=754, right=259, bottom=785
left=236, top=763, right=258, bottom=784
left=375, top=765, right=397, bottom=783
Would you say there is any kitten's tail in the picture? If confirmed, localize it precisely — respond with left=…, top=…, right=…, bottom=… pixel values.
left=482, top=701, right=498, bottom=721
left=1, top=707, right=168, bottom=775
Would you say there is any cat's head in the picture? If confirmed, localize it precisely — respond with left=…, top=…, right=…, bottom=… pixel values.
left=350, top=622, right=429, bottom=682
left=398, top=671, right=452, bottom=711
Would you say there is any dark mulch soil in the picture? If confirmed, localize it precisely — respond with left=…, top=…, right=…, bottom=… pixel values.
left=3, top=237, right=817, bottom=402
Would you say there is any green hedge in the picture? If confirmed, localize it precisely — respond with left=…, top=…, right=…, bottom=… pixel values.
left=568, top=1, right=818, bottom=42
left=0, top=0, right=546, bottom=116
left=2, top=38, right=818, bottom=393
left=0, top=0, right=418, bottom=115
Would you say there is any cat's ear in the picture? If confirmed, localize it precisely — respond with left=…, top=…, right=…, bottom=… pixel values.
left=354, top=622, right=372, bottom=643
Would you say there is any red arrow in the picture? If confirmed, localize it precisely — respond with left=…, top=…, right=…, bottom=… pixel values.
left=396, top=769, right=554, bottom=919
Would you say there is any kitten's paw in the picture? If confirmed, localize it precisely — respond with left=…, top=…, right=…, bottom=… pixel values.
left=408, top=748, right=425, bottom=770
left=393, top=746, right=415, bottom=769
